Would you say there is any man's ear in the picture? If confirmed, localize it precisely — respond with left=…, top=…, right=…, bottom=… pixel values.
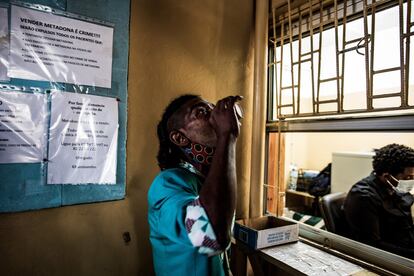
left=169, top=130, right=189, bottom=146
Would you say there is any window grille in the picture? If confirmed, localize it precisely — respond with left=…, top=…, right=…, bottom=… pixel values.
left=268, top=0, right=414, bottom=120
left=265, top=0, right=414, bottom=217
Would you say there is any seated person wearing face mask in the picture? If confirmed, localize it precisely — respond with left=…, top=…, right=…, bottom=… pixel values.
left=344, top=143, right=414, bottom=259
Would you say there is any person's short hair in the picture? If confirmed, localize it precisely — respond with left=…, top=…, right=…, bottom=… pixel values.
left=156, top=94, right=201, bottom=170
left=372, top=143, right=414, bottom=175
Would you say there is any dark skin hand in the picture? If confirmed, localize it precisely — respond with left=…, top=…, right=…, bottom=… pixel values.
left=198, top=95, right=242, bottom=249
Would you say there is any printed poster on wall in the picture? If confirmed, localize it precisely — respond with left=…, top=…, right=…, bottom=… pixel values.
left=47, top=91, right=118, bottom=184
left=0, top=90, right=47, bottom=163
left=0, top=7, right=9, bottom=81
left=9, top=5, right=114, bottom=88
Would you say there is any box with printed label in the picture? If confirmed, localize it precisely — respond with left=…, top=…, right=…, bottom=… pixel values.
left=233, top=216, right=298, bottom=249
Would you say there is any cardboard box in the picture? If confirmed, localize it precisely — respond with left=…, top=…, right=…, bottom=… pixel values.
left=233, top=216, right=298, bottom=249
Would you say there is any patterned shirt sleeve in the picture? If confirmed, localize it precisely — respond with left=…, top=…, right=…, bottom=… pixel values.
left=185, top=197, right=222, bottom=256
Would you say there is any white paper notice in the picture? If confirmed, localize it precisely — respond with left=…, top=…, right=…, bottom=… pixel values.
left=0, top=90, right=47, bottom=163
left=9, top=5, right=113, bottom=88
left=0, top=7, right=9, bottom=81
left=48, top=91, right=118, bottom=184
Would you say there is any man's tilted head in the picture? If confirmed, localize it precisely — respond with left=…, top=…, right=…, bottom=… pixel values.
left=156, top=94, right=201, bottom=170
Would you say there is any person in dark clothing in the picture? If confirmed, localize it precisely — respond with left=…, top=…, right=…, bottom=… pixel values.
left=344, top=143, right=414, bottom=259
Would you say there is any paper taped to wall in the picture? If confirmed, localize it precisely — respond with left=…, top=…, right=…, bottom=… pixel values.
left=9, top=5, right=114, bottom=88
left=47, top=91, right=118, bottom=184
left=0, top=90, right=47, bottom=163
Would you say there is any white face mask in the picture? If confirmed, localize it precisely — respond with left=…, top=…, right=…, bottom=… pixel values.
left=397, top=180, right=414, bottom=194
left=387, top=175, right=414, bottom=193
left=384, top=175, right=414, bottom=208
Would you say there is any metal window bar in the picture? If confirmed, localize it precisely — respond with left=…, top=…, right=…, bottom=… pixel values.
left=366, top=0, right=405, bottom=109
left=271, top=7, right=280, bottom=118
left=274, top=0, right=322, bottom=116
left=288, top=0, right=297, bottom=115
left=277, top=17, right=296, bottom=116
left=269, top=0, right=414, bottom=120
left=309, top=0, right=317, bottom=113
left=276, top=0, right=343, bottom=116
left=271, top=0, right=400, bottom=44
left=404, top=0, right=413, bottom=107
left=267, top=48, right=275, bottom=121
left=339, top=0, right=371, bottom=112
left=316, top=0, right=342, bottom=114
left=279, top=18, right=286, bottom=117
left=297, top=11, right=303, bottom=114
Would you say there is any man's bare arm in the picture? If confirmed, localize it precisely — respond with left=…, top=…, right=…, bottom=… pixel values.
left=198, top=96, right=241, bottom=248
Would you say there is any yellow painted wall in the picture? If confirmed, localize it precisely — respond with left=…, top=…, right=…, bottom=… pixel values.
left=0, top=0, right=255, bottom=275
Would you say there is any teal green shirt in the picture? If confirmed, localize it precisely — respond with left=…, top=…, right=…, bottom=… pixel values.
left=148, top=167, right=225, bottom=276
